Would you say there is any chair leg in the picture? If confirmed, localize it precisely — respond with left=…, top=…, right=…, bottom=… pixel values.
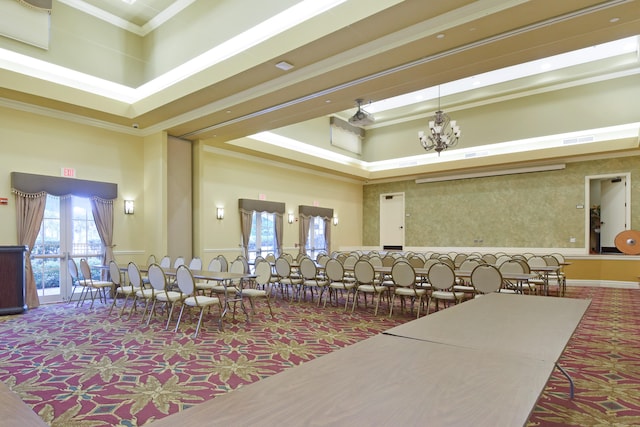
left=174, top=305, right=186, bottom=333
left=165, top=302, right=176, bottom=330
left=146, top=299, right=157, bottom=326
left=108, top=293, right=119, bottom=315
left=194, top=307, right=206, bottom=338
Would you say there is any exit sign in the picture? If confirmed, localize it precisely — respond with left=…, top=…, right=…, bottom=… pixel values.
left=61, top=167, right=76, bottom=178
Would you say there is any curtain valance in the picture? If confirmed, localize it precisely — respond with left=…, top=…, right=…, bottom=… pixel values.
left=16, top=0, right=52, bottom=11
left=298, top=205, right=333, bottom=219
left=238, top=198, right=285, bottom=214
left=11, top=172, right=117, bottom=199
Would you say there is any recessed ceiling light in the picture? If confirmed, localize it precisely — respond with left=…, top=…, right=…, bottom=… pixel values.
left=122, top=0, right=136, bottom=4
left=436, top=34, right=445, bottom=39
left=275, top=61, right=294, bottom=71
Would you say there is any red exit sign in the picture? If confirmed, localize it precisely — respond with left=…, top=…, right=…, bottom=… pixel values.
left=61, top=167, right=76, bottom=178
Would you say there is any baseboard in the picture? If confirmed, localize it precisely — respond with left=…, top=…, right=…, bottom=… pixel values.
left=567, top=279, right=640, bottom=289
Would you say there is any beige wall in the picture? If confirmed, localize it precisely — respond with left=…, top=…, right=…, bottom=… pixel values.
left=192, top=145, right=363, bottom=265
left=0, top=106, right=146, bottom=262
left=363, top=156, right=640, bottom=252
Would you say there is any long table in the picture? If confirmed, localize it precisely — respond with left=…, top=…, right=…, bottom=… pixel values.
left=148, top=333, right=553, bottom=427
left=0, top=381, right=47, bottom=426
left=149, top=292, right=590, bottom=426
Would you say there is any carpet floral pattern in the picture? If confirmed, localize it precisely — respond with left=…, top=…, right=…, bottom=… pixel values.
left=527, top=286, right=640, bottom=426
left=1, top=287, right=639, bottom=426
left=0, top=297, right=407, bottom=426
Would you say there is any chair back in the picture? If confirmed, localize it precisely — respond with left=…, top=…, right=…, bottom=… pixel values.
left=109, top=261, right=121, bottom=286
left=550, top=252, right=565, bottom=264
left=207, top=258, right=222, bottom=272
left=173, top=256, right=185, bottom=268
left=230, top=258, right=246, bottom=274
left=325, top=258, right=344, bottom=282
left=254, top=260, right=272, bottom=287
left=481, top=253, right=498, bottom=265
left=543, top=255, right=559, bottom=266
left=527, top=255, right=547, bottom=268
left=147, top=263, right=167, bottom=292
left=265, top=253, right=276, bottom=263
left=146, top=254, right=156, bottom=267
left=159, top=256, right=171, bottom=269
left=68, top=258, right=79, bottom=282
left=381, top=254, right=395, bottom=267
left=459, top=258, right=481, bottom=273
left=127, top=262, right=143, bottom=288
left=368, top=255, right=383, bottom=267
left=175, top=265, right=195, bottom=296
left=495, top=255, right=512, bottom=266
left=391, top=261, right=415, bottom=288
left=499, top=259, right=525, bottom=274
left=79, top=258, right=93, bottom=283
left=471, top=264, right=502, bottom=294
left=282, top=253, right=294, bottom=263
left=427, top=262, right=456, bottom=291
left=188, top=257, right=202, bottom=270
left=408, top=256, right=423, bottom=269
left=275, top=257, right=292, bottom=278
left=299, top=257, right=318, bottom=280
left=343, top=255, right=358, bottom=270
left=353, top=259, right=375, bottom=285
left=423, top=258, right=439, bottom=271
left=216, top=255, right=228, bottom=272
left=317, top=254, right=330, bottom=267
left=453, top=253, right=467, bottom=268
left=437, top=256, right=455, bottom=269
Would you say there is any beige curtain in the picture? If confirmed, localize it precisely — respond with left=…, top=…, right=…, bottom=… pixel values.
left=274, top=212, right=283, bottom=256
left=90, top=197, right=114, bottom=280
left=239, top=209, right=253, bottom=259
left=323, top=217, right=331, bottom=253
left=13, top=190, right=46, bottom=309
left=299, top=214, right=311, bottom=256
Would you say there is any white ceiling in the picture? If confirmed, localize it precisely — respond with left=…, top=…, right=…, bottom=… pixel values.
left=2, top=0, right=640, bottom=182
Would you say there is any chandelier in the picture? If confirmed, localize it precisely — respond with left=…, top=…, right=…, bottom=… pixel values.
left=418, top=87, right=461, bottom=155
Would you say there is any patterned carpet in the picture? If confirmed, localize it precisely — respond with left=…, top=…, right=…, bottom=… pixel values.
left=527, top=286, right=640, bottom=426
left=0, top=287, right=639, bottom=426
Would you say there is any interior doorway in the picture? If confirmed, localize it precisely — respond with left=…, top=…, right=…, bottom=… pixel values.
left=380, top=193, right=404, bottom=250
left=586, top=173, right=630, bottom=254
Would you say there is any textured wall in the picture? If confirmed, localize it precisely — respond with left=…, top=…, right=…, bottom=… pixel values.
left=363, top=156, right=639, bottom=249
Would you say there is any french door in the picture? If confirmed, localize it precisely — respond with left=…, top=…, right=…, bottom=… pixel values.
left=31, top=195, right=103, bottom=303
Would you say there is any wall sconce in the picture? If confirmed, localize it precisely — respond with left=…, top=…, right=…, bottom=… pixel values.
left=124, top=200, right=134, bottom=215
left=288, top=213, right=295, bottom=224
left=333, top=216, right=339, bottom=226
left=216, top=207, right=224, bottom=220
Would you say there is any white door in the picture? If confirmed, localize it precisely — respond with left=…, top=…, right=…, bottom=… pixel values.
left=380, top=193, right=404, bottom=249
left=600, top=177, right=627, bottom=250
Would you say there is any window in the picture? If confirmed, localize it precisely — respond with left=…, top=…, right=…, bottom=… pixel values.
left=31, top=195, right=103, bottom=302
left=248, top=211, right=276, bottom=262
left=305, top=216, right=326, bottom=260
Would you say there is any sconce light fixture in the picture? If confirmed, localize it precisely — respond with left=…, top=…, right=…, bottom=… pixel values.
left=216, top=207, right=224, bottom=220
left=333, top=216, right=339, bottom=226
left=288, top=213, right=295, bottom=224
left=124, top=200, right=134, bottom=215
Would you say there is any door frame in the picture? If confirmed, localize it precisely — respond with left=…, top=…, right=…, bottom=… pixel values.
left=379, top=192, right=405, bottom=250
left=584, top=172, right=630, bottom=254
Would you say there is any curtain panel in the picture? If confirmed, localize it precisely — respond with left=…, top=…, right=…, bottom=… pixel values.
left=90, top=197, right=114, bottom=280
left=12, top=190, right=47, bottom=308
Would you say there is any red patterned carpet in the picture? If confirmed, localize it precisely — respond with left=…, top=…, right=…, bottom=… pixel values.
left=1, top=287, right=639, bottom=426
left=527, top=286, right=640, bottom=426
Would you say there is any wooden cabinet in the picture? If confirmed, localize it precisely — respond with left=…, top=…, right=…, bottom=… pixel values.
left=0, top=246, right=27, bottom=315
